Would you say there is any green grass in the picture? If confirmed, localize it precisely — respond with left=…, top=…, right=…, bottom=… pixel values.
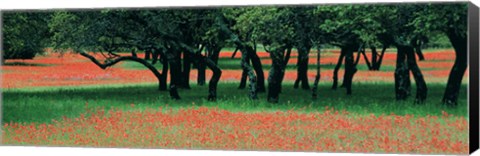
left=119, top=60, right=165, bottom=70
left=119, top=57, right=443, bottom=71
left=2, top=82, right=468, bottom=124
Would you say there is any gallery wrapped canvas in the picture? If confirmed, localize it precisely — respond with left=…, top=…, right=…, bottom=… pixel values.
left=1, top=1, right=478, bottom=155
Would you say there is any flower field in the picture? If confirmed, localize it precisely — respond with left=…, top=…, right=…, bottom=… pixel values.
left=1, top=106, right=468, bottom=154
left=1, top=49, right=469, bottom=155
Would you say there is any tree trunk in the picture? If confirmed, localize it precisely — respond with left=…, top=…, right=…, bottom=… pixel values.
left=415, top=45, right=425, bottom=61
left=361, top=48, right=372, bottom=70
left=208, top=45, right=221, bottom=65
left=181, top=51, right=191, bottom=89
left=343, top=46, right=357, bottom=95
left=442, top=29, right=467, bottom=106
left=160, top=53, right=168, bottom=91
left=414, top=39, right=425, bottom=61
left=197, top=57, right=206, bottom=86
left=231, top=46, right=239, bottom=59
left=405, top=45, right=427, bottom=104
left=176, top=41, right=223, bottom=101
left=168, top=51, right=181, bottom=100
left=294, top=46, right=311, bottom=90
left=312, top=46, right=321, bottom=99
left=371, top=47, right=378, bottom=70
left=131, top=49, right=138, bottom=58
left=144, top=49, right=152, bottom=60
left=354, top=50, right=362, bottom=66
left=239, top=47, right=257, bottom=99
left=373, top=45, right=387, bottom=70
left=395, top=46, right=411, bottom=100
left=278, top=47, right=292, bottom=93
left=248, top=46, right=266, bottom=92
left=332, top=48, right=346, bottom=90
left=267, top=48, right=286, bottom=103
left=151, top=49, right=159, bottom=64
left=201, top=54, right=222, bottom=101
left=239, top=54, right=250, bottom=89
left=151, top=48, right=167, bottom=91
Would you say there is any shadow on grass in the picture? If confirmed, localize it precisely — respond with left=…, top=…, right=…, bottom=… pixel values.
left=2, top=82, right=468, bottom=123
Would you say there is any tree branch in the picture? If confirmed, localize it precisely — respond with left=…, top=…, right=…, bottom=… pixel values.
left=79, top=51, right=165, bottom=90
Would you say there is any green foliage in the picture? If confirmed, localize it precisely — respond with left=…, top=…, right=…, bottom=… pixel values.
left=46, top=3, right=467, bottom=55
left=412, top=3, right=468, bottom=37
left=2, top=11, right=51, bottom=60
left=313, top=4, right=394, bottom=47
left=234, top=6, right=296, bottom=50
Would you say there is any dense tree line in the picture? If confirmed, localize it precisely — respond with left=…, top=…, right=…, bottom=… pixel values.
left=2, top=11, right=52, bottom=64
left=1, top=3, right=468, bottom=106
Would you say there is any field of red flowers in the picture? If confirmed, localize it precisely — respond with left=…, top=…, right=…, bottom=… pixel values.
left=2, top=49, right=466, bottom=88
left=2, top=105, right=468, bottom=154
left=1, top=49, right=469, bottom=155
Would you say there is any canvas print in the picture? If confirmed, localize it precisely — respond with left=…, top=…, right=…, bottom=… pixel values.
left=1, top=2, right=470, bottom=155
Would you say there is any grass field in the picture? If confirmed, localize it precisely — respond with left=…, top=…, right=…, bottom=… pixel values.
left=1, top=49, right=469, bottom=154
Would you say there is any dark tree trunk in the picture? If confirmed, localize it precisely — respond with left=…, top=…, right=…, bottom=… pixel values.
left=312, top=46, right=321, bottom=99
left=361, top=48, right=372, bottom=70
left=196, top=45, right=206, bottom=86
left=415, top=45, right=425, bottom=61
left=144, top=49, right=152, bottom=60
left=167, top=50, right=181, bottom=100
left=343, top=46, right=357, bottom=95
left=294, top=46, right=311, bottom=90
left=443, top=29, right=467, bottom=106
left=332, top=48, right=346, bottom=90
left=395, top=46, right=411, bottom=100
left=176, top=42, right=223, bottom=101
left=284, top=47, right=293, bottom=65
left=353, top=46, right=372, bottom=69
left=151, top=49, right=159, bottom=64
left=371, top=47, right=378, bottom=70
left=201, top=55, right=222, bottom=101
left=405, top=45, right=428, bottom=104
left=267, top=48, right=286, bottom=103
left=278, top=47, right=293, bottom=93
left=239, top=54, right=250, bottom=89
left=414, top=39, right=425, bottom=61
left=354, top=50, right=362, bottom=66
left=248, top=46, right=266, bottom=92
left=373, top=45, right=387, bottom=70
left=151, top=48, right=167, bottom=91
left=208, top=45, right=221, bottom=65
left=181, top=51, right=192, bottom=89
left=131, top=49, right=138, bottom=58
left=229, top=42, right=260, bottom=99
left=170, top=61, right=180, bottom=100
left=197, top=57, right=206, bottom=86
left=239, top=47, right=258, bottom=99
left=160, top=53, right=169, bottom=91
left=231, top=46, right=239, bottom=59
left=294, top=60, right=300, bottom=88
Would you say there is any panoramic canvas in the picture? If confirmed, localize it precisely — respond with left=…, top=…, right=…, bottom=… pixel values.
left=0, top=2, right=471, bottom=155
